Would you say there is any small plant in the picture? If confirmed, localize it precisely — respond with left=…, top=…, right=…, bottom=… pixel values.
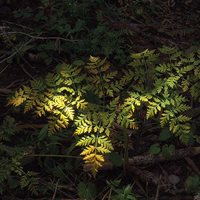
left=149, top=143, right=175, bottom=157
left=149, top=143, right=161, bottom=155
left=8, top=47, right=200, bottom=175
left=0, top=117, right=25, bottom=194
left=159, top=128, right=172, bottom=141
left=10, top=0, right=128, bottom=64
left=185, top=175, right=200, bottom=193
left=77, top=181, right=97, bottom=200
left=107, top=180, right=137, bottom=200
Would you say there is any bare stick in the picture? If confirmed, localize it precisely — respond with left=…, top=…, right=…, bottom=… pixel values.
left=51, top=179, right=59, bottom=200
left=0, top=31, right=80, bottom=42
left=0, top=38, right=34, bottom=64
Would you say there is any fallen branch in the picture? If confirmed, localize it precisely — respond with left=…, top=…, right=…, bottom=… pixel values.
left=16, top=123, right=45, bottom=130
left=84, top=147, right=200, bottom=171
left=0, top=31, right=81, bottom=42
left=128, top=147, right=200, bottom=166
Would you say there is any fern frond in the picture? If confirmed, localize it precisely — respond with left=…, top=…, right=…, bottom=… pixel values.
left=76, top=135, right=96, bottom=146
left=146, top=102, right=161, bottom=119
left=8, top=47, right=200, bottom=175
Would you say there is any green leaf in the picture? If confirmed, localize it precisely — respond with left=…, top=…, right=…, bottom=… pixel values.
left=185, top=175, right=200, bottom=192
left=107, top=152, right=123, bottom=167
left=37, top=124, right=48, bottom=141
left=77, top=182, right=97, bottom=200
left=71, top=19, right=85, bottom=33
left=159, top=128, right=172, bottom=141
left=161, top=144, right=175, bottom=157
left=149, top=143, right=161, bottom=155
left=111, top=184, right=137, bottom=200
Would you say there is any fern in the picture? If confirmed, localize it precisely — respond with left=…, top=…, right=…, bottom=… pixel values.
left=8, top=48, right=200, bottom=175
left=0, top=116, right=16, bottom=141
left=125, top=47, right=200, bottom=143
left=8, top=63, right=87, bottom=134
left=74, top=110, right=114, bottom=175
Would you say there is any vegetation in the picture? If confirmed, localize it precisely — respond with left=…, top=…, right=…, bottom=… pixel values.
left=0, top=0, right=200, bottom=199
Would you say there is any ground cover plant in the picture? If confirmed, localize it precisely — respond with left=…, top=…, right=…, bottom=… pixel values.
left=0, top=0, right=200, bottom=199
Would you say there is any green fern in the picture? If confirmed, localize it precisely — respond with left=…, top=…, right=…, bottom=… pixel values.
left=8, top=48, right=200, bottom=174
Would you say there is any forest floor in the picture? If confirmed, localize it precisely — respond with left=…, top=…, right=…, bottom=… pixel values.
left=0, top=1, right=200, bottom=199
